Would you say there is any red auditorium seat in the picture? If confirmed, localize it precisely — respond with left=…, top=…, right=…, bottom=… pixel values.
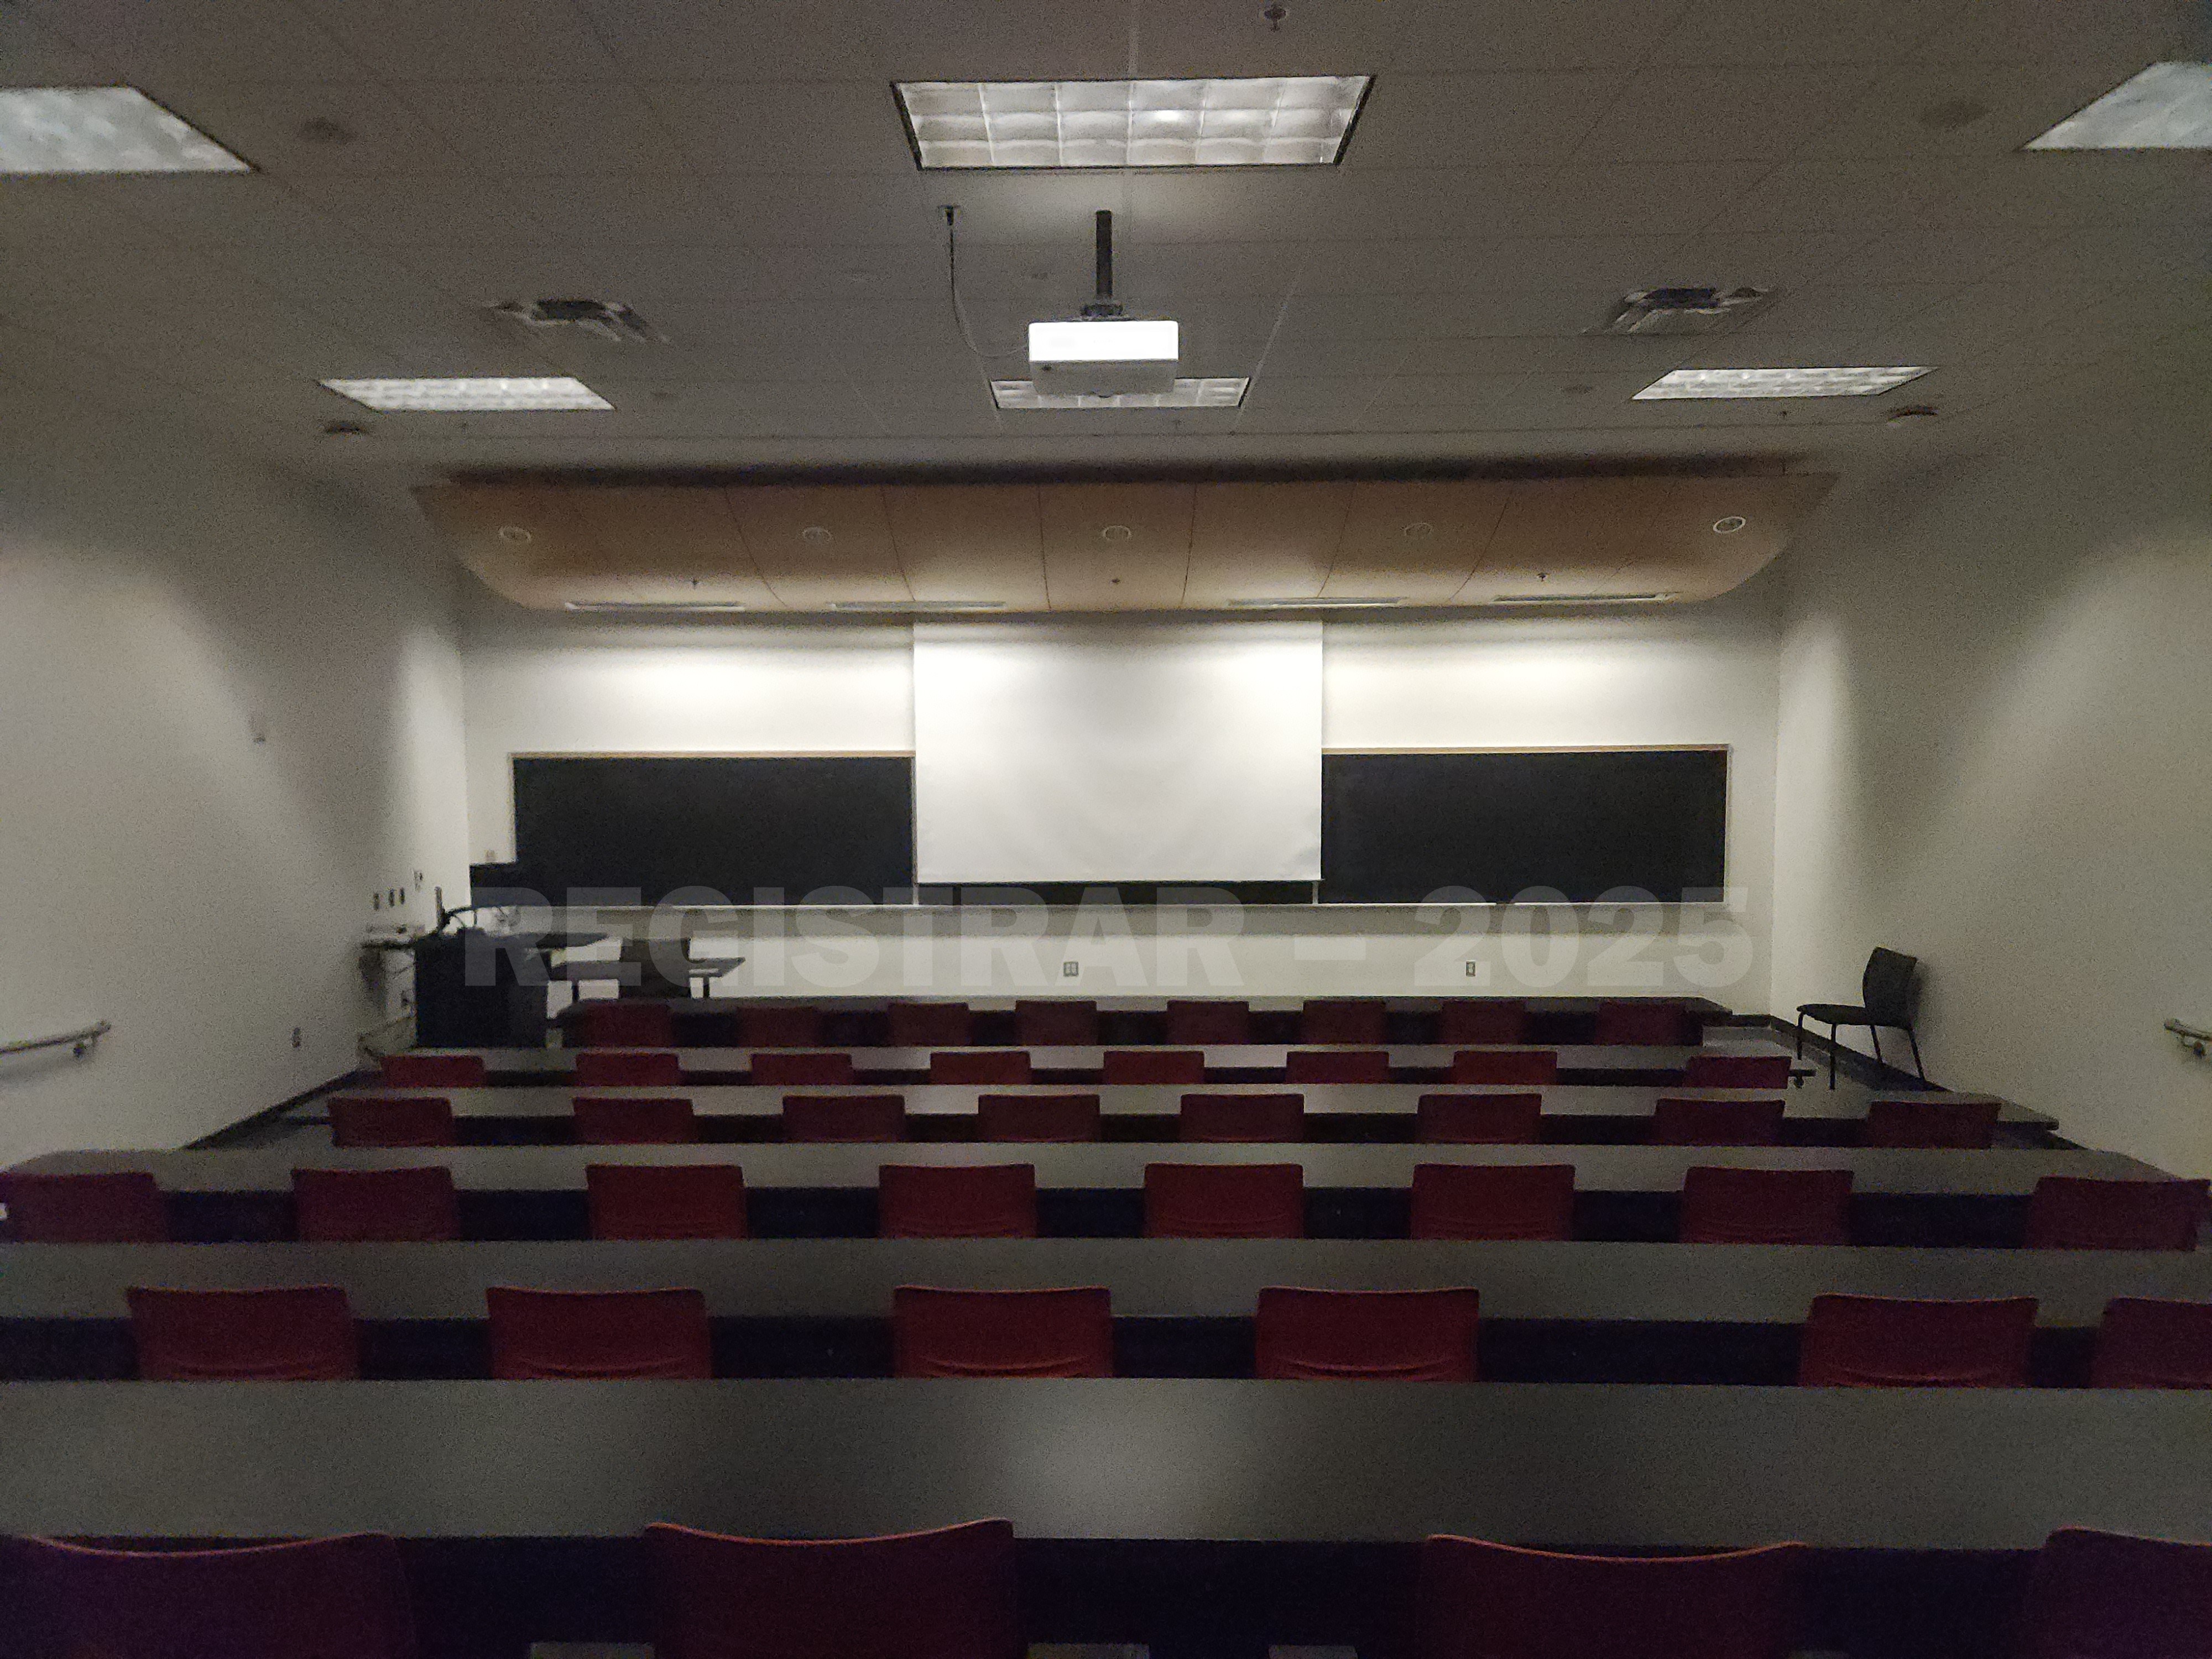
left=1300, top=998, right=1388, bottom=1045
left=741, top=1005, right=822, bottom=1048
left=1436, top=1000, right=1530, bottom=1045
left=1408, top=1164, right=1577, bottom=1241
left=1178, top=1092, right=1306, bottom=1142
left=3, top=1532, right=420, bottom=1659
left=645, top=1519, right=1022, bottom=1659
left=931, top=1050, right=1034, bottom=1084
left=1797, top=1294, right=2037, bottom=1387
left=887, top=1001, right=974, bottom=1047
left=1682, top=1052, right=1794, bottom=1089
left=2017, top=1527, right=2212, bottom=1659
left=328, top=1094, right=457, bottom=1149
left=891, top=1286, right=1114, bottom=1377
left=1677, top=1166, right=1853, bottom=1246
left=128, top=1286, right=360, bottom=1381
left=572, top=1095, right=698, bottom=1145
left=1592, top=1000, right=1696, bottom=1046
left=378, top=1053, right=484, bottom=1088
left=2024, top=1177, right=2210, bottom=1251
left=1166, top=999, right=1251, bottom=1045
left=292, top=1167, right=460, bottom=1243
left=878, top=1165, right=1039, bottom=1238
left=573, top=1000, right=675, bottom=1048
left=485, top=1286, right=712, bottom=1379
left=2091, top=1298, right=2212, bottom=1389
left=0, top=1171, right=166, bottom=1241
left=1015, top=999, right=1099, bottom=1045
left=1102, top=1048, right=1207, bottom=1084
left=586, top=1164, right=748, bottom=1240
left=782, top=1094, right=907, bottom=1142
left=1449, top=1049, right=1559, bottom=1086
left=1143, top=1163, right=1305, bottom=1238
left=1858, top=1096, right=2001, bottom=1149
left=753, top=1051, right=856, bottom=1086
left=1651, top=1097, right=1786, bottom=1146
left=1413, top=1536, right=1805, bottom=1659
left=1285, top=1048, right=1392, bottom=1084
left=1416, top=1093, right=1545, bottom=1145
left=975, top=1092, right=1102, bottom=1142
left=573, top=1048, right=685, bottom=1088
left=1255, top=1286, right=1480, bottom=1381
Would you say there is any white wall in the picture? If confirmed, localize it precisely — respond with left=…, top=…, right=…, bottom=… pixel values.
left=1773, top=387, right=2212, bottom=1170
left=0, top=404, right=469, bottom=1164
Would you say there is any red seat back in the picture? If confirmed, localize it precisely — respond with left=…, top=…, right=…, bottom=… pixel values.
left=1255, top=1286, right=1479, bottom=1381
left=1651, top=1097, right=1786, bottom=1146
left=1285, top=1048, right=1391, bottom=1084
left=1178, top=1092, right=1306, bottom=1143
left=1678, top=1166, right=1851, bottom=1245
left=486, top=1285, right=712, bottom=1379
left=1682, top=1052, right=1793, bottom=1089
left=293, top=1167, right=460, bottom=1243
left=645, top=1519, right=1022, bottom=1659
left=586, top=1164, right=748, bottom=1240
left=1166, top=1000, right=1250, bottom=1045
left=0, top=1171, right=166, bottom=1242
left=378, top=1053, right=485, bottom=1088
left=1300, top=999, right=1388, bottom=1045
left=329, top=1095, right=457, bottom=1149
left=1797, top=1294, right=2037, bottom=1387
left=573, top=1095, right=698, bottom=1145
left=1436, top=1001, right=1529, bottom=1045
left=891, top=1286, right=1113, bottom=1378
left=1143, top=1163, right=1305, bottom=1238
left=879, top=1165, right=1039, bottom=1238
left=573, top=1001, right=675, bottom=1048
left=1449, top=1049, right=1559, bottom=1086
left=1102, top=1048, right=1207, bottom=1084
left=573, top=1049, right=685, bottom=1088
left=753, top=1051, right=857, bottom=1085
left=931, top=1050, right=1033, bottom=1084
left=1416, top=1093, right=1545, bottom=1145
left=3, top=1533, right=419, bottom=1659
left=128, top=1285, right=360, bottom=1381
left=2017, top=1527, right=2212, bottom=1659
left=2025, top=1177, right=2209, bottom=1251
left=783, top=1094, right=907, bottom=1142
left=1858, top=1096, right=2001, bottom=1149
left=1409, top=1164, right=1576, bottom=1241
left=742, top=1005, right=822, bottom=1047
left=2092, top=1298, right=2212, bottom=1390
left=887, top=1002, right=974, bottom=1047
left=1593, top=1000, right=1698, bottom=1046
left=1015, top=999, right=1099, bottom=1045
left=975, top=1092, right=1102, bottom=1142
left=1413, top=1536, right=1804, bottom=1659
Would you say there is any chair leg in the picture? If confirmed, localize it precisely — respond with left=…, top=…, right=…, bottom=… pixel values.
left=1903, top=1022, right=1927, bottom=1082
left=1870, top=1024, right=1886, bottom=1077
left=1794, top=1015, right=1806, bottom=1060
left=1825, top=1022, right=1838, bottom=1089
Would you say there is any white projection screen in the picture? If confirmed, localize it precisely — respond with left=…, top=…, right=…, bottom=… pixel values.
left=914, top=620, right=1323, bottom=883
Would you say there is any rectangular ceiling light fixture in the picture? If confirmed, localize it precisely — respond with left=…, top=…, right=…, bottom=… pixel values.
left=829, top=599, right=1010, bottom=613
left=992, top=376, right=1249, bottom=410
left=1227, top=597, right=1407, bottom=609
left=895, top=77, right=1371, bottom=168
left=1633, top=366, right=1932, bottom=399
left=2027, top=62, right=2212, bottom=149
left=564, top=601, right=748, bottom=613
left=322, top=377, right=613, bottom=411
left=0, top=87, right=251, bottom=174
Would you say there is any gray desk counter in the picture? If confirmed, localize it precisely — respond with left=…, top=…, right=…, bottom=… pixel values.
left=0, top=1379, right=2203, bottom=1547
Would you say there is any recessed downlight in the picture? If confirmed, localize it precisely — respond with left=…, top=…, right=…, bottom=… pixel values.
left=497, top=525, right=534, bottom=545
left=1712, top=515, right=1747, bottom=534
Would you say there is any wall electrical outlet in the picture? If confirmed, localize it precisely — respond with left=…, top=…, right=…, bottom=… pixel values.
left=1464, top=958, right=1481, bottom=977
left=290, top=1026, right=303, bottom=1048
left=1062, top=959, right=1081, bottom=978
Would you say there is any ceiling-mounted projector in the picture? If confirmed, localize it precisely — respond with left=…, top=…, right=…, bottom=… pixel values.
left=1028, top=210, right=1180, bottom=397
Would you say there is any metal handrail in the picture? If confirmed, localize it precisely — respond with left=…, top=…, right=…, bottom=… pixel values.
left=1, top=1020, right=111, bottom=1060
left=2168, top=1019, right=2210, bottom=1058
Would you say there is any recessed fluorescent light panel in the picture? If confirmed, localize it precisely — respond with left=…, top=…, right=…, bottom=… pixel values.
left=564, top=601, right=747, bottom=613
left=321, top=377, right=613, bottom=411
left=0, top=87, right=250, bottom=174
left=1492, top=592, right=1678, bottom=605
left=1227, top=597, right=1407, bottom=609
left=895, top=77, right=1371, bottom=168
left=829, top=600, right=1010, bottom=613
left=1633, top=367, right=1932, bottom=400
left=991, top=377, right=1249, bottom=411
left=2027, top=62, right=2212, bottom=149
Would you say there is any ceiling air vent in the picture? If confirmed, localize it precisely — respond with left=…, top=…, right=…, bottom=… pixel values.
left=1594, top=286, right=1773, bottom=337
left=489, top=299, right=665, bottom=344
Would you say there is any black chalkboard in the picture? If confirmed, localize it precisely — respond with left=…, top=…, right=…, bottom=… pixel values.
left=512, top=755, right=915, bottom=905
left=1321, top=749, right=1728, bottom=904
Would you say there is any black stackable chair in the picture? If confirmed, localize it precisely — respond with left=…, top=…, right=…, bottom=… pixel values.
left=1796, top=946, right=1926, bottom=1088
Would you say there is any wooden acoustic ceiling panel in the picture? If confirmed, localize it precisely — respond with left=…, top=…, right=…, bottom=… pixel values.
left=415, top=473, right=1835, bottom=615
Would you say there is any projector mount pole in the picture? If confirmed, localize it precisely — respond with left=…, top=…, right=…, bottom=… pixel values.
left=1082, top=209, right=1123, bottom=319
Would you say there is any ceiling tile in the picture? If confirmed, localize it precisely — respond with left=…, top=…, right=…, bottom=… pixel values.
left=1707, top=160, right=1959, bottom=232
left=1381, top=0, right=1700, bottom=72
left=1661, top=230, right=1872, bottom=286
left=711, top=173, right=935, bottom=243
left=1817, top=225, right=2057, bottom=284
left=88, top=175, right=347, bottom=247
left=1131, top=0, right=1395, bottom=80
left=860, top=0, right=1134, bottom=81
left=1912, top=0, right=2192, bottom=64
left=1571, top=66, right=1884, bottom=163
left=1650, top=0, right=1968, bottom=66
left=0, top=9, right=119, bottom=83
left=641, top=81, right=914, bottom=174
left=1240, top=375, right=1387, bottom=411
left=274, top=175, right=554, bottom=244
left=1346, top=73, right=1634, bottom=169
left=1368, top=372, right=1530, bottom=407
left=20, top=0, right=364, bottom=80
left=1736, top=281, right=1967, bottom=332
left=415, top=245, right=782, bottom=307
left=154, top=80, right=463, bottom=176
left=1410, top=334, right=1699, bottom=375
left=1799, top=61, right=2169, bottom=159
left=415, top=82, right=691, bottom=173
left=0, top=182, right=176, bottom=254
left=292, top=0, right=621, bottom=80
left=488, top=175, right=737, bottom=244
left=573, top=0, right=880, bottom=78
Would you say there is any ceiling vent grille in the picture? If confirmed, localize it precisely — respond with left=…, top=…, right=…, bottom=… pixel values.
left=1594, top=286, right=1774, bottom=337
left=490, top=299, right=665, bottom=344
